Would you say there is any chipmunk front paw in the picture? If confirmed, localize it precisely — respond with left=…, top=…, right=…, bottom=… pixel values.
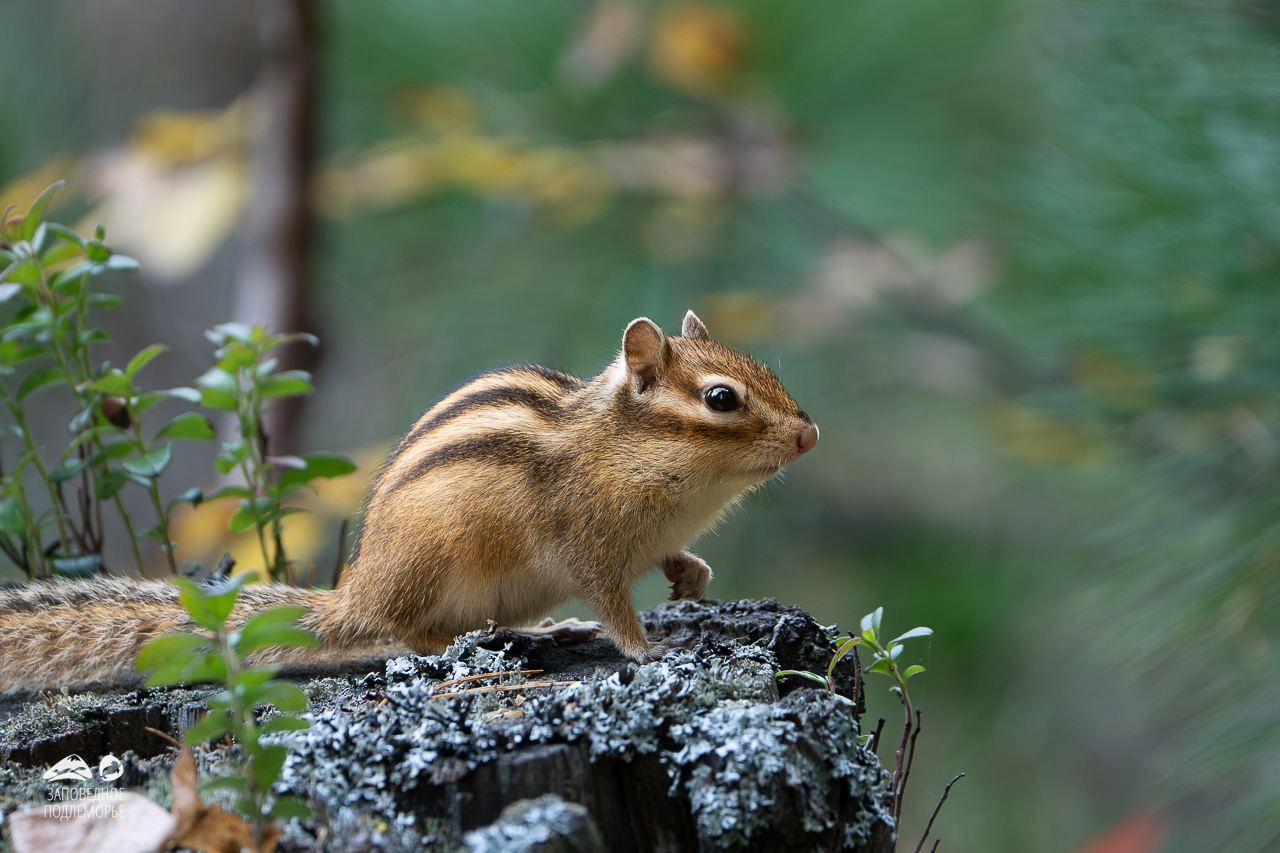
left=662, top=551, right=712, bottom=601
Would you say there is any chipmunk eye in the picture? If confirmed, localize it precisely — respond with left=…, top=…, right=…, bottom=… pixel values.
left=704, top=385, right=740, bottom=412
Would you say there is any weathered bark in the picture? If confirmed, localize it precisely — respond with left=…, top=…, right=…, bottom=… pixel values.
left=0, top=599, right=896, bottom=852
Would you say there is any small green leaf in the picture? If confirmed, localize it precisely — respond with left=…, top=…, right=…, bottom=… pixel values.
left=51, top=555, right=102, bottom=577
left=17, top=366, right=63, bottom=401
left=122, top=444, right=173, bottom=479
left=268, top=795, right=311, bottom=820
left=279, top=452, right=358, bottom=489
left=91, top=441, right=136, bottom=466
left=136, top=631, right=209, bottom=674
left=89, top=370, right=132, bottom=398
left=251, top=744, right=289, bottom=792
left=198, top=576, right=247, bottom=629
left=125, top=344, right=167, bottom=379
left=202, top=775, right=247, bottom=795
left=206, top=322, right=254, bottom=346
left=45, top=222, right=85, bottom=247
left=164, top=386, right=202, bottom=404
left=94, top=470, right=128, bottom=500
left=257, top=682, right=308, bottom=713
left=205, top=484, right=251, bottom=502
left=259, top=715, right=309, bottom=735
left=156, top=412, right=215, bottom=441
left=240, top=605, right=310, bottom=632
left=866, top=658, right=894, bottom=676
left=903, top=664, right=927, bottom=681
left=229, top=502, right=263, bottom=533
left=200, top=387, right=238, bottom=412
left=174, top=577, right=219, bottom=632
left=889, top=627, right=933, bottom=645
left=775, top=669, right=829, bottom=686
left=183, top=712, right=231, bottom=745
left=0, top=496, right=27, bottom=533
left=21, top=182, right=64, bottom=240
left=237, top=625, right=319, bottom=657
left=826, top=636, right=861, bottom=680
left=258, top=370, right=314, bottom=398
left=49, top=457, right=91, bottom=483
left=171, top=487, right=204, bottom=507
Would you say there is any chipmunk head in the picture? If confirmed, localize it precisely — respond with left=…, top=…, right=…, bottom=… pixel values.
left=617, top=310, right=818, bottom=482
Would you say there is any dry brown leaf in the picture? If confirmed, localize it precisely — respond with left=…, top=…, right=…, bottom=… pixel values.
left=8, top=791, right=175, bottom=853
left=170, top=747, right=280, bottom=853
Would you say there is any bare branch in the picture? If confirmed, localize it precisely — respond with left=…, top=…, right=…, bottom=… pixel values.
left=914, top=772, right=966, bottom=853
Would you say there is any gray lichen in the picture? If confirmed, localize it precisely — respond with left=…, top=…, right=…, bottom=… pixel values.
left=463, top=795, right=604, bottom=853
left=2, top=598, right=894, bottom=852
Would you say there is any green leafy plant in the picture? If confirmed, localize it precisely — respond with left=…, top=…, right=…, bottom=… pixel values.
left=196, top=322, right=355, bottom=581
left=137, top=576, right=316, bottom=849
left=1, top=181, right=356, bottom=580
left=777, top=606, right=936, bottom=825
left=0, top=181, right=205, bottom=578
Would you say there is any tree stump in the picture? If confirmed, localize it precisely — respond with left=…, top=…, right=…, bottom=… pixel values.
left=0, top=598, right=897, bottom=851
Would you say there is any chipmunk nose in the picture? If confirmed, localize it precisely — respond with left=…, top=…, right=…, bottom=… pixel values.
left=796, top=423, right=819, bottom=454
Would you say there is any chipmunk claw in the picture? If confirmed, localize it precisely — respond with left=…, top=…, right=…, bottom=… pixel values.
left=627, top=634, right=694, bottom=664
left=663, top=551, right=712, bottom=601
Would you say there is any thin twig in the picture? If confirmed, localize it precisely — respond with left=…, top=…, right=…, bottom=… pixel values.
left=913, top=772, right=966, bottom=853
left=431, top=669, right=544, bottom=693
left=898, top=709, right=923, bottom=821
left=868, top=717, right=886, bottom=754
left=891, top=697, right=914, bottom=816
left=930, top=841, right=939, bottom=853
left=144, top=725, right=182, bottom=750
left=429, top=679, right=582, bottom=700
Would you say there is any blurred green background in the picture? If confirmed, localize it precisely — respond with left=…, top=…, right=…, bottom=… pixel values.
left=2, top=1, right=1278, bottom=850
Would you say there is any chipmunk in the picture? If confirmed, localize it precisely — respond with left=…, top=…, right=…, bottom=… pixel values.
left=0, top=311, right=817, bottom=693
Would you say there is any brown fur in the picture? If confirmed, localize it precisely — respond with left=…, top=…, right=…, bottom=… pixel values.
left=0, top=311, right=817, bottom=693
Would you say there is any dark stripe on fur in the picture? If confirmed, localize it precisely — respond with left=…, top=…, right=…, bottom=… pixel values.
left=356, top=363, right=581, bottom=560
left=385, top=431, right=571, bottom=494
left=400, top=385, right=564, bottom=449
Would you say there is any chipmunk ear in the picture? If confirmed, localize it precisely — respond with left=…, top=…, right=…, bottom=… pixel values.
left=681, top=309, right=709, bottom=340
left=623, top=317, right=667, bottom=391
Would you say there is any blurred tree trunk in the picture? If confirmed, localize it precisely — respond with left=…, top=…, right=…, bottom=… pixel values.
left=234, top=0, right=318, bottom=455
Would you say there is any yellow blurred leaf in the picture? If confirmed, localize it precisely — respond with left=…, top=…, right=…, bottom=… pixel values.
left=318, top=133, right=609, bottom=225
left=992, top=405, right=1110, bottom=467
left=131, top=101, right=247, bottom=165
left=396, top=87, right=478, bottom=132
left=81, top=156, right=247, bottom=281
left=650, top=2, right=747, bottom=96
left=1072, top=352, right=1156, bottom=411
left=701, top=291, right=780, bottom=343
left=0, top=157, right=77, bottom=217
